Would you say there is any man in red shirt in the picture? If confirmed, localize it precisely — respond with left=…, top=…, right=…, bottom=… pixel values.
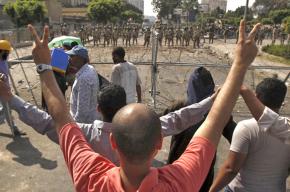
left=27, top=20, right=260, bottom=192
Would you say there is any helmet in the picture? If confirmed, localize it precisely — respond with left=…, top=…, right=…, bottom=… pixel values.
left=0, top=40, right=13, bottom=51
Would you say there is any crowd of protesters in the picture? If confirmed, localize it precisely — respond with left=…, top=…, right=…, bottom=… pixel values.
left=0, top=19, right=289, bottom=192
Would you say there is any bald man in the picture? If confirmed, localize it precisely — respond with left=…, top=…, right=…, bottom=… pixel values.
left=28, top=20, right=261, bottom=191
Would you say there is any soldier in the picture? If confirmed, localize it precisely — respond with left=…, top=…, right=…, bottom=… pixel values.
left=49, top=25, right=55, bottom=41
left=144, top=27, right=151, bottom=47
left=157, top=27, right=164, bottom=46
left=257, top=28, right=265, bottom=46
left=235, top=27, right=239, bottom=44
left=183, top=27, right=191, bottom=46
left=79, top=27, right=86, bottom=45
left=208, top=24, right=215, bottom=44
left=223, top=27, right=229, bottom=43
left=125, top=27, right=132, bottom=47
left=132, top=27, right=139, bottom=45
left=164, top=27, right=169, bottom=46
left=272, top=26, right=278, bottom=45
left=112, top=27, right=119, bottom=47
left=103, top=26, right=111, bottom=47
left=175, top=27, right=182, bottom=46
left=280, top=28, right=287, bottom=45
left=167, top=28, right=174, bottom=47
left=193, top=27, right=201, bottom=49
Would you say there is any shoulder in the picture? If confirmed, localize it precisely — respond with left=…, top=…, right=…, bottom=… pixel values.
left=233, top=119, right=258, bottom=137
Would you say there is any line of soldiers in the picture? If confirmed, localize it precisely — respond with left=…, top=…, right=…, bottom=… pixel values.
left=79, top=25, right=141, bottom=47
left=148, top=25, right=216, bottom=48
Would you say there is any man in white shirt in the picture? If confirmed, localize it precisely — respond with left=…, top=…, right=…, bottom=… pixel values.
left=210, top=78, right=290, bottom=192
left=66, top=45, right=100, bottom=123
left=111, top=47, right=141, bottom=104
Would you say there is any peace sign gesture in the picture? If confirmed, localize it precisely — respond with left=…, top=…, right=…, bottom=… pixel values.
left=28, top=25, right=51, bottom=65
left=235, top=20, right=261, bottom=67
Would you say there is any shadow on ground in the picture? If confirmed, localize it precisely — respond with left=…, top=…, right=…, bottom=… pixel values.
left=4, top=136, right=57, bottom=170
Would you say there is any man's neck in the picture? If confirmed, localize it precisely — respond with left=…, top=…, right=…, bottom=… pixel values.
left=120, top=161, right=150, bottom=192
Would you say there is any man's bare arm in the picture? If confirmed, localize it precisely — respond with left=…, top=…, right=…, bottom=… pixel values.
left=240, top=85, right=265, bottom=121
left=194, top=20, right=261, bottom=146
left=28, top=25, right=74, bottom=133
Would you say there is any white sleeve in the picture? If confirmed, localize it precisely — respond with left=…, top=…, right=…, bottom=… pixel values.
left=160, top=96, right=213, bottom=137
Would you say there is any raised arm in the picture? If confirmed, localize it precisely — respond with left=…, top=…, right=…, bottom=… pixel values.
left=28, top=25, right=74, bottom=133
left=194, top=20, right=261, bottom=147
left=160, top=95, right=213, bottom=137
left=241, top=85, right=290, bottom=144
left=240, top=85, right=265, bottom=121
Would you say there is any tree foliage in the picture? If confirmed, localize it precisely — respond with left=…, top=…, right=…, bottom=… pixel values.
left=225, top=6, right=253, bottom=20
left=152, top=0, right=181, bottom=17
left=3, top=0, right=47, bottom=27
left=269, top=9, right=290, bottom=24
left=261, top=18, right=274, bottom=25
left=88, top=0, right=143, bottom=24
left=210, top=6, right=225, bottom=18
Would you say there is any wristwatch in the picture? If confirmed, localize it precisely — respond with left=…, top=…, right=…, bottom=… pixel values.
left=36, top=64, right=52, bottom=74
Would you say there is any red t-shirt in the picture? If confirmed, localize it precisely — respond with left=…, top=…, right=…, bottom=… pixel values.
left=60, top=123, right=216, bottom=192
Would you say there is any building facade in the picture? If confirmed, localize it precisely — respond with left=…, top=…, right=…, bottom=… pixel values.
left=60, top=0, right=89, bottom=7
left=126, top=0, right=144, bottom=13
left=201, top=0, right=227, bottom=12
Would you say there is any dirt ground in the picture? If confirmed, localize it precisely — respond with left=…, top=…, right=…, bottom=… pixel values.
left=0, top=38, right=289, bottom=191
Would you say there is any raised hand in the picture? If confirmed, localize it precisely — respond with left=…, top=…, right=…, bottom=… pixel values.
left=28, top=25, right=51, bottom=65
left=235, top=20, right=261, bottom=67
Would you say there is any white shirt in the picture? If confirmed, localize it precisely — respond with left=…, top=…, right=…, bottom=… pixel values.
left=111, top=61, right=141, bottom=104
left=228, top=110, right=290, bottom=192
left=258, top=107, right=290, bottom=144
left=70, top=64, right=100, bottom=123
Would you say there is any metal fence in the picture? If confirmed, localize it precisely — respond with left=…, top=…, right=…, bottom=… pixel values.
left=8, top=58, right=290, bottom=119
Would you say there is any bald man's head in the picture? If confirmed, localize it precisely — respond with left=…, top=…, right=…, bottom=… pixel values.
left=112, top=104, right=161, bottom=164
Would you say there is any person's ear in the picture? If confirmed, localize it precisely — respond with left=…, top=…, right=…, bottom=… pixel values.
left=97, top=105, right=101, bottom=112
left=110, top=133, right=117, bottom=150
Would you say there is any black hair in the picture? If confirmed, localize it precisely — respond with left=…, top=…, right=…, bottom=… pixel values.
left=97, top=85, right=127, bottom=122
left=112, top=47, right=125, bottom=59
left=256, top=78, right=287, bottom=109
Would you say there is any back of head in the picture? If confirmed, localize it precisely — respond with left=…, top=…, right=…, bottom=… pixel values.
left=97, top=85, right=127, bottom=122
left=112, top=104, right=161, bottom=164
left=256, top=78, right=287, bottom=110
left=112, top=47, right=125, bottom=59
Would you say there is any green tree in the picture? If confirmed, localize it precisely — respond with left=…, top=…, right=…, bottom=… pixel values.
left=269, top=9, right=290, bottom=24
left=225, top=6, right=253, bottom=20
left=261, top=18, right=274, bottom=25
left=211, top=6, right=225, bottom=18
left=3, top=0, right=47, bottom=27
left=88, top=0, right=123, bottom=24
left=121, top=10, right=143, bottom=23
left=152, top=0, right=181, bottom=18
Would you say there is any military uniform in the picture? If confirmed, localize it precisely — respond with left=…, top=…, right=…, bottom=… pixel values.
left=175, top=28, right=182, bottom=46
left=132, top=28, right=139, bottom=45
left=144, top=28, right=151, bottom=47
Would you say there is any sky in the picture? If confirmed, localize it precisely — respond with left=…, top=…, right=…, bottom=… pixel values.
left=144, top=0, right=256, bottom=16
